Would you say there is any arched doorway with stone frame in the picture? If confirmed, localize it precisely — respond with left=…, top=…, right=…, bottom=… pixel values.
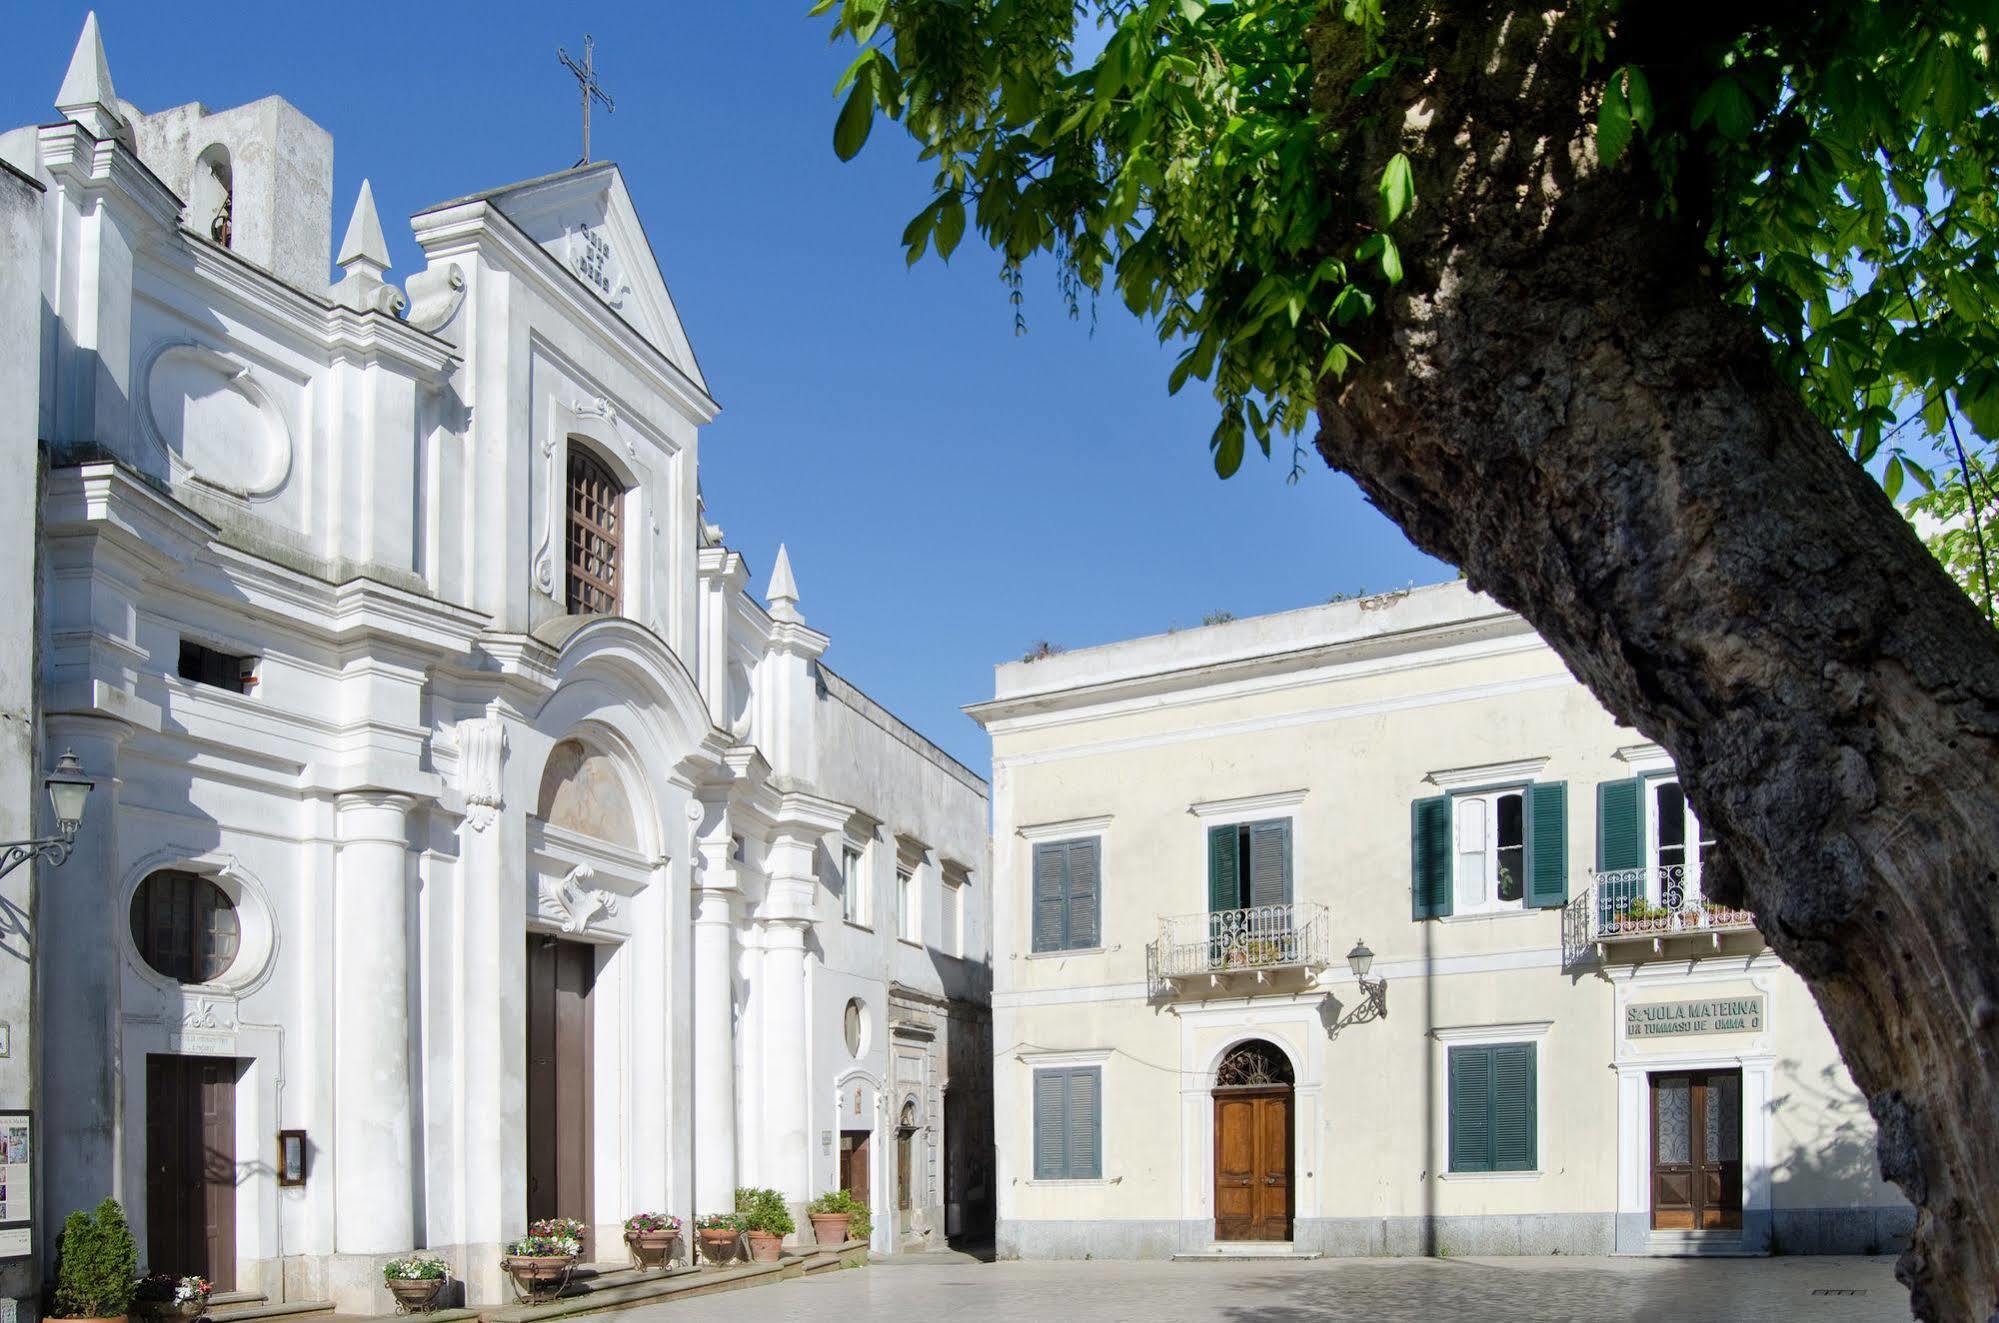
left=1211, top=1039, right=1296, bottom=1243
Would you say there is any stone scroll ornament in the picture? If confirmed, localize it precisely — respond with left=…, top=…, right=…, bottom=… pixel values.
left=539, top=862, right=619, bottom=934
left=457, top=717, right=507, bottom=832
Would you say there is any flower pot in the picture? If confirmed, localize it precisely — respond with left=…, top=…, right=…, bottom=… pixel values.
left=695, top=1228, right=740, bottom=1264
left=387, top=1278, right=444, bottom=1315
left=809, top=1212, right=852, bottom=1246
left=624, top=1228, right=681, bottom=1269
left=500, top=1254, right=574, bottom=1301
left=746, top=1230, right=783, bottom=1262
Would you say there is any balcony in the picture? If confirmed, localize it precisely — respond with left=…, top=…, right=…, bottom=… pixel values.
left=1573, top=865, right=1760, bottom=962
left=1147, top=901, right=1333, bottom=989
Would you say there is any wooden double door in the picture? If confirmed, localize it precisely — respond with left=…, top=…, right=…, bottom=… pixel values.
left=145, top=1055, right=237, bottom=1288
left=1214, top=1087, right=1292, bottom=1241
left=527, top=936, right=596, bottom=1255
left=1650, top=1069, right=1743, bottom=1230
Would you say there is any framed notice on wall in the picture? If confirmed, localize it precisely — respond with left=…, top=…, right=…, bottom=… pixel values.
left=0, top=1112, right=30, bottom=1258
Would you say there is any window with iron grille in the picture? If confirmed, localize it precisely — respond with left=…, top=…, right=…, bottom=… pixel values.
left=566, top=446, right=624, bottom=615
left=130, top=870, right=240, bottom=984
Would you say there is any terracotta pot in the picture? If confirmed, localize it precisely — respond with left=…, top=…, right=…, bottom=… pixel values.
left=746, top=1230, right=783, bottom=1262
left=624, top=1228, right=681, bottom=1269
left=500, top=1254, right=574, bottom=1300
left=696, top=1228, right=740, bottom=1264
left=386, top=1278, right=444, bottom=1315
left=809, top=1212, right=852, bottom=1245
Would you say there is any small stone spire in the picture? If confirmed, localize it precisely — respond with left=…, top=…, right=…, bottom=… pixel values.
left=337, top=179, right=392, bottom=280
left=55, top=12, right=126, bottom=140
left=331, top=180, right=406, bottom=315
left=767, top=543, right=802, bottom=622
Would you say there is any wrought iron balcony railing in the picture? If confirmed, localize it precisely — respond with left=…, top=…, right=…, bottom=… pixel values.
left=1147, top=901, right=1332, bottom=981
left=1577, top=865, right=1757, bottom=958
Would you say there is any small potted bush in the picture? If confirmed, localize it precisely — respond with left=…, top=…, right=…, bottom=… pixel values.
left=381, top=1254, right=448, bottom=1314
left=48, top=1198, right=137, bottom=1323
left=622, top=1212, right=681, bottom=1270
left=735, top=1187, right=793, bottom=1262
left=693, top=1213, right=741, bottom=1265
left=527, top=1217, right=587, bottom=1255
left=499, top=1231, right=580, bottom=1301
left=807, top=1189, right=869, bottom=1246
left=132, top=1274, right=212, bottom=1319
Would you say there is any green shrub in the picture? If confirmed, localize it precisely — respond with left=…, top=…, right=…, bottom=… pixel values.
left=52, top=1198, right=138, bottom=1318
left=733, top=1186, right=795, bottom=1237
left=807, top=1188, right=871, bottom=1241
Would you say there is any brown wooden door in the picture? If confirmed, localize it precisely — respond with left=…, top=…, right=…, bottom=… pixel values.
left=1651, top=1070, right=1743, bottom=1230
left=528, top=936, right=596, bottom=1256
left=1213, top=1088, right=1292, bottom=1241
left=839, top=1130, right=871, bottom=1207
left=145, top=1056, right=236, bottom=1287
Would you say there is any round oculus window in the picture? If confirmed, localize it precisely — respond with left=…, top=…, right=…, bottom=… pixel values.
left=131, top=870, right=240, bottom=984
left=843, top=998, right=866, bottom=1058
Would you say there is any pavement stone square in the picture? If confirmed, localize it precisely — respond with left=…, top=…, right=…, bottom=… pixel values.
left=613, top=1255, right=1907, bottom=1322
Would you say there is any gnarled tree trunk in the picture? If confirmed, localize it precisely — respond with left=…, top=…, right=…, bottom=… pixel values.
left=1310, top=9, right=1999, bottom=1320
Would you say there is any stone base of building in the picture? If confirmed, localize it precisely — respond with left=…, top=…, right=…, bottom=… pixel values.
left=999, top=1207, right=1914, bottom=1261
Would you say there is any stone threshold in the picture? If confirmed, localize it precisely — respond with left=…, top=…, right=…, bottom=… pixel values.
left=1172, top=1243, right=1325, bottom=1262
left=350, top=1241, right=869, bottom=1323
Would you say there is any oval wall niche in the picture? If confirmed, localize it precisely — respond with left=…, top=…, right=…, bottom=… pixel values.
left=141, top=342, right=292, bottom=497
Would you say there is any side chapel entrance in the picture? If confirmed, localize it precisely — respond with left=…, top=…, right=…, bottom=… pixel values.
left=1649, top=1068, right=1743, bottom=1230
left=1212, top=1040, right=1293, bottom=1242
left=527, top=936, right=596, bottom=1255
left=145, top=1055, right=238, bottom=1287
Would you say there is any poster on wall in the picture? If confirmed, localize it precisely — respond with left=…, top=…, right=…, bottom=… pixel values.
left=0, top=1112, right=29, bottom=1258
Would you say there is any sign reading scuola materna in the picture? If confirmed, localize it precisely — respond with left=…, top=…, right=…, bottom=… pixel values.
left=1625, top=996, right=1765, bottom=1037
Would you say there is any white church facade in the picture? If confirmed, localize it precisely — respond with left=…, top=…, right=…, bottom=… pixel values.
left=1, top=15, right=990, bottom=1314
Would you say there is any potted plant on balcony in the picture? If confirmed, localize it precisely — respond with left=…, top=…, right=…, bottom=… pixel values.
left=622, top=1212, right=681, bottom=1270
left=47, top=1198, right=137, bottom=1323
left=499, top=1231, right=580, bottom=1302
left=807, top=1189, right=869, bottom=1246
left=735, top=1187, right=792, bottom=1262
left=693, top=1213, right=741, bottom=1264
left=381, top=1255, right=448, bottom=1314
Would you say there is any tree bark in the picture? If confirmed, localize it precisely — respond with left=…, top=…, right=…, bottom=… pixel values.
left=1310, top=9, right=1999, bottom=1321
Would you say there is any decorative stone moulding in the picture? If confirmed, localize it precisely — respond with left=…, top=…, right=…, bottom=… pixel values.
left=139, top=340, right=294, bottom=497
left=536, top=862, right=620, bottom=935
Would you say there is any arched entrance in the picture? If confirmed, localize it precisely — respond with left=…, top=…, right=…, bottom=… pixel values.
left=1213, top=1039, right=1294, bottom=1242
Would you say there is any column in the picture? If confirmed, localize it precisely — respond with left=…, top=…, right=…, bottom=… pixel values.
left=333, top=792, right=416, bottom=1253
left=760, top=919, right=811, bottom=1211
left=39, top=718, right=130, bottom=1224
left=691, top=882, right=738, bottom=1214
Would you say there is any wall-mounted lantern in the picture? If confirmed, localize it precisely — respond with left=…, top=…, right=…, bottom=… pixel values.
left=0, top=750, right=93, bottom=879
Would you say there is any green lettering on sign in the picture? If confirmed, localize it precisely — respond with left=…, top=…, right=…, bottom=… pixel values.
left=1624, top=996, right=1766, bottom=1038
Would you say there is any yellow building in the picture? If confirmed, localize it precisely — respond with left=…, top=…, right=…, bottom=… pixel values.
left=966, top=583, right=1908, bottom=1259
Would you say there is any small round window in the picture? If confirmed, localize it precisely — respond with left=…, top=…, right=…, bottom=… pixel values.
left=843, top=998, right=866, bottom=1059
left=131, top=870, right=240, bottom=984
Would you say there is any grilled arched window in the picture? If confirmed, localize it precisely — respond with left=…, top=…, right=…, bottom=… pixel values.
left=566, top=446, right=623, bottom=615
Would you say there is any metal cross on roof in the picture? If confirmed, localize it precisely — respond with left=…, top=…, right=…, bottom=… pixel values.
left=557, top=33, right=615, bottom=166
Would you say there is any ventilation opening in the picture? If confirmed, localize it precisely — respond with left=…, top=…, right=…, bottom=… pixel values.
left=179, top=639, right=257, bottom=694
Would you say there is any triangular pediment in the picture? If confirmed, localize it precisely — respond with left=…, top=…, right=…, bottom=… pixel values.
left=474, top=163, right=706, bottom=390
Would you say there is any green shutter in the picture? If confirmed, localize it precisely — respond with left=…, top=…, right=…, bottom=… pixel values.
left=1447, top=1045, right=1492, bottom=1172
left=1208, top=824, right=1240, bottom=913
left=1066, top=1067, right=1102, bottom=1179
left=1596, top=778, right=1645, bottom=872
left=1523, top=781, right=1568, bottom=908
left=1032, top=1069, right=1067, bottom=1178
left=1066, top=838, right=1101, bottom=948
left=1491, top=1044, right=1538, bottom=1171
left=1247, top=819, right=1291, bottom=908
left=1031, top=842, right=1067, bottom=953
left=1411, top=795, right=1453, bottom=919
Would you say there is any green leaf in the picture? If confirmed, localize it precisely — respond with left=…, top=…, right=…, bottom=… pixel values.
left=1624, top=66, right=1654, bottom=134
left=1379, top=152, right=1414, bottom=225
left=1692, top=76, right=1753, bottom=141
left=1379, top=233, right=1403, bottom=284
left=833, top=70, right=876, bottom=161
left=900, top=201, right=937, bottom=266
left=934, top=196, right=967, bottom=259
left=1598, top=73, right=1633, bottom=165
left=1884, top=454, right=1905, bottom=502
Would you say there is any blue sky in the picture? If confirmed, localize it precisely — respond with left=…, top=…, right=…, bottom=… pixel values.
left=8, top=3, right=1446, bottom=773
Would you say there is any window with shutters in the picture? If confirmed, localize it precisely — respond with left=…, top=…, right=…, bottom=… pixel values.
left=1030, top=837, right=1101, bottom=953
left=1447, top=1042, right=1538, bottom=1173
left=842, top=845, right=869, bottom=928
left=565, top=445, right=624, bottom=615
left=1206, top=818, right=1291, bottom=912
left=1647, top=776, right=1717, bottom=903
left=1031, top=1065, right=1103, bottom=1180
left=1413, top=781, right=1568, bottom=920
left=896, top=864, right=919, bottom=945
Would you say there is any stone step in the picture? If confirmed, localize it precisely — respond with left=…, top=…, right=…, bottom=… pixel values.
left=1641, top=1232, right=1761, bottom=1258
left=207, top=1294, right=267, bottom=1310
left=207, top=1300, right=337, bottom=1323
left=1173, top=1243, right=1324, bottom=1262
